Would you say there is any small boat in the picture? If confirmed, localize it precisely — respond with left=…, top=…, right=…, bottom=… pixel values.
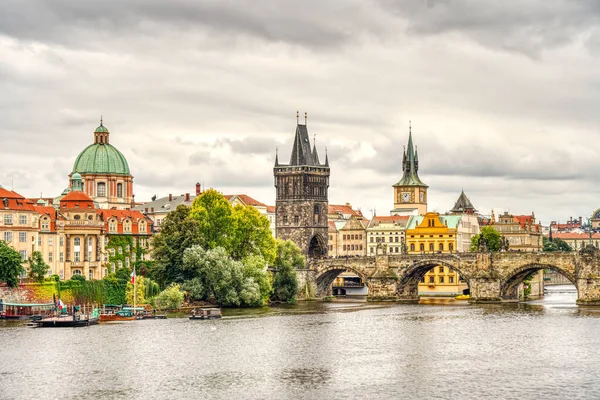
left=139, top=310, right=167, bottom=319
left=455, top=294, right=470, bottom=300
left=189, top=308, right=222, bottom=320
left=99, top=308, right=137, bottom=322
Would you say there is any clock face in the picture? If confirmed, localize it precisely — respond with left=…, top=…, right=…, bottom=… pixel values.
left=402, top=192, right=411, bottom=202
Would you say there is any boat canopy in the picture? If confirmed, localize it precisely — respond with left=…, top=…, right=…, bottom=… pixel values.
left=0, top=302, right=54, bottom=307
left=122, top=307, right=146, bottom=311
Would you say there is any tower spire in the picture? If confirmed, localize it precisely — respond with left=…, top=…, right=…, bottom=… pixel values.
left=275, top=147, right=279, bottom=166
left=305, top=112, right=307, bottom=125
left=296, top=111, right=299, bottom=124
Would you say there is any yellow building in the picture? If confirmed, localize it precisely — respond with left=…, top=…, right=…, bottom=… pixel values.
left=406, top=212, right=467, bottom=296
left=391, top=124, right=428, bottom=216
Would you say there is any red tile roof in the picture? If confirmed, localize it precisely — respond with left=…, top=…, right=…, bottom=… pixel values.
left=266, top=205, right=275, bottom=213
left=0, top=188, right=37, bottom=211
left=328, top=204, right=362, bottom=217
left=550, top=232, right=600, bottom=240
left=60, top=191, right=95, bottom=209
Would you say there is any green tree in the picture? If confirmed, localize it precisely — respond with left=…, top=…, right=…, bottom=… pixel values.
left=151, top=204, right=203, bottom=285
left=242, top=255, right=272, bottom=305
left=126, top=275, right=146, bottom=305
left=182, top=246, right=265, bottom=307
left=28, top=251, right=50, bottom=283
left=470, top=226, right=502, bottom=252
left=154, top=283, right=185, bottom=310
left=189, top=189, right=233, bottom=251
left=271, top=240, right=303, bottom=303
left=543, top=236, right=573, bottom=252
left=230, top=204, right=277, bottom=263
left=0, top=241, right=24, bottom=287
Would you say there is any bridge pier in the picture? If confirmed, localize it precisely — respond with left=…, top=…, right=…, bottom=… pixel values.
left=468, top=278, right=503, bottom=303
left=366, top=278, right=398, bottom=301
left=576, top=278, right=600, bottom=306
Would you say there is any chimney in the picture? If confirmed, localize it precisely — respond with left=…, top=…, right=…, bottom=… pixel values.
left=196, top=182, right=201, bottom=196
left=168, top=194, right=172, bottom=201
left=580, top=216, right=583, bottom=224
left=185, top=193, right=190, bottom=202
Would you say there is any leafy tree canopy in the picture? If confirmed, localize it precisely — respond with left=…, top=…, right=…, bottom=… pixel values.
left=230, top=204, right=276, bottom=264
left=151, top=204, right=203, bottom=285
left=543, top=236, right=573, bottom=252
left=28, top=251, right=50, bottom=283
left=271, top=240, right=303, bottom=304
left=470, top=226, right=502, bottom=252
left=154, top=283, right=185, bottom=310
left=189, top=189, right=233, bottom=251
left=0, top=241, right=24, bottom=288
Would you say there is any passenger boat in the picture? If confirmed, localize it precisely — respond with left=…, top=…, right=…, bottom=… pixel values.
left=189, top=308, right=222, bottom=320
left=35, top=309, right=99, bottom=328
left=0, top=300, right=55, bottom=320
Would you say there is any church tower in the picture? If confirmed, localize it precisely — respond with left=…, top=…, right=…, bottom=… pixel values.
left=274, top=113, right=330, bottom=257
left=391, top=123, right=428, bottom=216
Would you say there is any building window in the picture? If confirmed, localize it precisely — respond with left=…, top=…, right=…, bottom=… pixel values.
left=439, top=276, right=444, bottom=283
left=410, top=243, right=415, bottom=251
left=110, top=248, right=115, bottom=256
left=19, top=215, right=27, bottom=225
left=60, top=237, right=64, bottom=246
left=439, top=266, right=445, bottom=273
left=294, top=216, right=299, bottom=224
left=73, top=270, right=82, bottom=276
left=60, top=252, right=64, bottom=262
left=97, top=182, right=106, bottom=197
left=139, top=221, right=146, bottom=233
left=117, top=183, right=123, bottom=198
left=429, top=276, right=434, bottom=283
left=74, top=251, right=80, bottom=262
left=49, top=237, right=53, bottom=246
left=110, top=262, right=115, bottom=272
left=37, top=236, right=42, bottom=246
left=19, top=232, right=27, bottom=242
left=109, top=219, right=117, bottom=233
left=41, top=218, right=49, bottom=230
left=89, top=269, right=94, bottom=280
left=429, top=243, right=434, bottom=252
left=439, top=243, right=444, bottom=252
left=19, top=250, right=27, bottom=261
left=118, top=247, right=123, bottom=254
left=449, top=276, right=454, bottom=283
left=283, top=216, right=288, bottom=225
left=104, top=268, right=108, bottom=277
left=370, top=247, right=374, bottom=254
left=126, top=258, right=130, bottom=268
left=4, top=214, right=12, bottom=225
left=420, top=244, right=425, bottom=252
left=118, top=260, right=123, bottom=269
left=49, top=252, right=53, bottom=262
left=449, top=243, right=454, bottom=252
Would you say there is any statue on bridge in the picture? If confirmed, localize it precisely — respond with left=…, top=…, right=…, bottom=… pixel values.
left=500, top=236, right=509, bottom=252
left=477, top=233, right=489, bottom=253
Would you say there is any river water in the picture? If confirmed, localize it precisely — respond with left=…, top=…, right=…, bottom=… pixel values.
left=1, top=285, right=599, bottom=400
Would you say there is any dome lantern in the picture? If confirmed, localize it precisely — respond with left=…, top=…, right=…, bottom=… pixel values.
left=94, top=116, right=110, bottom=144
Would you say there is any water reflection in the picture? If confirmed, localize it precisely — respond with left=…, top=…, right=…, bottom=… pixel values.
left=2, top=287, right=600, bottom=400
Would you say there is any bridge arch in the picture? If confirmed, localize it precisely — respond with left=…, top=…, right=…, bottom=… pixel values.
left=315, top=265, right=369, bottom=297
left=500, top=263, right=577, bottom=301
left=396, top=258, right=471, bottom=300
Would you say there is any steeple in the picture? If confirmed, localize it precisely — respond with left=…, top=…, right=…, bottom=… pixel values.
left=274, top=147, right=279, bottom=167
left=312, top=135, right=320, bottom=164
left=287, top=112, right=327, bottom=167
left=325, top=147, right=329, bottom=167
left=450, top=190, right=477, bottom=214
left=393, top=122, right=427, bottom=188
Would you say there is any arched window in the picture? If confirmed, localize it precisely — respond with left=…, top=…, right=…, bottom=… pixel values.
left=429, top=243, right=434, bottom=252
left=74, top=238, right=80, bottom=246
left=439, top=243, right=444, bottom=252
left=420, top=243, right=425, bottom=252
left=97, top=182, right=106, bottom=197
left=89, top=269, right=94, bottom=280
left=117, top=183, right=123, bottom=198
left=410, top=243, right=415, bottom=252
left=73, top=269, right=82, bottom=276
left=139, top=221, right=146, bottom=233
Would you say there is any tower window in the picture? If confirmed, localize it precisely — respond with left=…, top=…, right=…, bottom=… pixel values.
left=97, top=182, right=106, bottom=197
left=283, top=216, right=288, bottom=225
left=294, top=216, right=299, bottom=224
left=117, top=183, right=123, bottom=198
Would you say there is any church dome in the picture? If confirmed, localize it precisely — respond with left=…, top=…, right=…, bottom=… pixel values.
left=72, top=122, right=131, bottom=175
left=593, top=208, right=600, bottom=219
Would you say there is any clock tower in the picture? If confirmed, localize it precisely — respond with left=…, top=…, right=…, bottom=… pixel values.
left=391, top=123, right=428, bottom=216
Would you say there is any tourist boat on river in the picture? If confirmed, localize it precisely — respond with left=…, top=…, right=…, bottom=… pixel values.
left=34, top=308, right=100, bottom=328
left=189, top=308, right=222, bottom=320
left=0, top=300, right=55, bottom=320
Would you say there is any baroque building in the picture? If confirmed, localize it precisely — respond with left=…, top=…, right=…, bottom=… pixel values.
left=70, top=119, right=134, bottom=210
left=392, top=124, right=428, bottom=216
left=274, top=116, right=329, bottom=257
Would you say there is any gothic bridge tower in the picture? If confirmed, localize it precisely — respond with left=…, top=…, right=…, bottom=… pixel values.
left=274, top=113, right=330, bottom=257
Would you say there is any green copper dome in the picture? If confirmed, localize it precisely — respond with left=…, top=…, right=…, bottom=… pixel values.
left=72, top=143, right=131, bottom=175
left=95, top=124, right=109, bottom=133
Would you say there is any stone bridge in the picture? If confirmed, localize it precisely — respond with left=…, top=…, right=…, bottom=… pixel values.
left=304, top=247, right=600, bottom=305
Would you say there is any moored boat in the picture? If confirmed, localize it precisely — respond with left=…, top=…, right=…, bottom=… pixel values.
left=0, top=300, right=55, bottom=320
left=189, top=308, right=222, bottom=320
left=35, top=309, right=99, bottom=328
left=99, top=308, right=137, bottom=322
left=140, top=309, right=167, bottom=319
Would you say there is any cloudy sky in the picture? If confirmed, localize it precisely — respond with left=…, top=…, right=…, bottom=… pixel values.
left=2, top=0, right=600, bottom=224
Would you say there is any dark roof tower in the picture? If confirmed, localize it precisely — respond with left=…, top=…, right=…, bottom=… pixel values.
left=393, top=122, right=428, bottom=188
left=450, top=190, right=477, bottom=214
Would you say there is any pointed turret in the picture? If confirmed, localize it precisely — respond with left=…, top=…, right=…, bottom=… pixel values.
left=450, top=190, right=477, bottom=214
left=325, top=148, right=329, bottom=167
left=393, top=124, right=427, bottom=188
left=312, top=142, right=320, bottom=165
left=274, top=148, right=279, bottom=167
